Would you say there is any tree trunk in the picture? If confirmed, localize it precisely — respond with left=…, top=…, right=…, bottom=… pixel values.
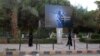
left=11, top=8, right=18, bottom=39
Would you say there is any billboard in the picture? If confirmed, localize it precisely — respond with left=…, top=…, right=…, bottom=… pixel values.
left=45, top=5, right=73, bottom=28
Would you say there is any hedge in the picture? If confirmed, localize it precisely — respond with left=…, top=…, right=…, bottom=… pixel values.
left=91, top=34, right=100, bottom=39
left=79, top=38, right=100, bottom=43
left=0, top=38, right=57, bottom=44
left=0, top=38, right=7, bottom=44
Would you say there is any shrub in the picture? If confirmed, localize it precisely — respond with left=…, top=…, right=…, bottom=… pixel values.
left=0, top=38, right=7, bottom=44
left=33, top=28, right=50, bottom=39
left=3, top=38, right=57, bottom=44
left=91, top=33, right=100, bottom=39
left=78, top=33, right=83, bottom=38
left=79, top=38, right=86, bottom=42
left=33, top=39, right=57, bottom=44
left=88, top=39, right=100, bottom=43
left=79, top=38, right=100, bottom=43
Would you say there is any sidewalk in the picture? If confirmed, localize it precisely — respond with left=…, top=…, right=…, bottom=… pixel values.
left=0, top=38, right=100, bottom=55
left=0, top=44, right=99, bottom=51
left=0, top=38, right=100, bottom=52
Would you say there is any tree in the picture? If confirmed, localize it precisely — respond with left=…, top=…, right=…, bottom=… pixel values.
left=0, top=0, right=71, bottom=39
left=72, top=6, right=97, bottom=33
left=0, top=0, right=39, bottom=39
left=18, top=0, right=39, bottom=32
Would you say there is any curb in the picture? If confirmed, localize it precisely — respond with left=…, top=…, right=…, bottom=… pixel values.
left=1, top=50, right=100, bottom=56
left=23, top=50, right=100, bottom=55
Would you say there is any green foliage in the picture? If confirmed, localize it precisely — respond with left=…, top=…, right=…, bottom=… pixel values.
left=50, top=32, right=56, bottom=39
left=79, top=38, right=100, bottom=43
left=91, top=33, right=100, bottom=39
left=78, top=32, right=87, bottom=38
left=0, top=38, right=57, bottom=44
left=73, top=6, right=97, bottom=29
left=79, top=38, right=86, bottom=42
left=33, top=28, right=53, bottom=39
left=88, top=39, right=100, bottom=43
left=78, top=34, right=82, bottom=38
left=33, top=39, right=57, bottom=44
left=0, top=0, right=70, bottom=32
left=79, top=33, right=100, bottom=43
left=0, top=38, right=7, bottom=43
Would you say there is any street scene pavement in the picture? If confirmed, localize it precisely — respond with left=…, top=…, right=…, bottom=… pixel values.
left=0, top=38, right=99, bottom=52
left=0, top=38, right=100, bottom=56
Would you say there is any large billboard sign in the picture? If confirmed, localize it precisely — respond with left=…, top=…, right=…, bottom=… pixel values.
left=45, top=5, right=73, bottom=28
